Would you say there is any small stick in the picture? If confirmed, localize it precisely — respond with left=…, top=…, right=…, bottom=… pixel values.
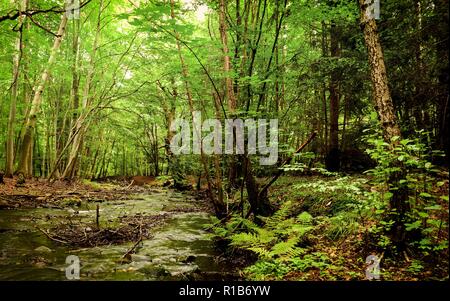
left=126, top=179, right=135, bottom=189
left=121, top=236, right=143, bottom=262
left=96, top=204, right=100, bottom=228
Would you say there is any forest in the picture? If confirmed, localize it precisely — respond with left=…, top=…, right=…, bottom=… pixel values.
left=0, top=0, right=448, bottom=281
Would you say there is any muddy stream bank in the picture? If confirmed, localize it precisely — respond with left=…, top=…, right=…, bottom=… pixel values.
left=0, top=188, right=237, bottom=280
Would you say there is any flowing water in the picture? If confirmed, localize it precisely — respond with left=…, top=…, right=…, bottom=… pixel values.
left=0, top=189, right=232, bottom=280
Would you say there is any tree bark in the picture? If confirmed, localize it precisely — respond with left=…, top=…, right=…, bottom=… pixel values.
left=62, top=0, right=103, bottom=179
left=326, top=21, right=341, bottom=171
left=359, top=0, right=408, bottom=250
left=16, top=12, right=68, bottom=178
left=359, top=1, right=401, bottom=141
left=5, top=0, right=28, bottom=177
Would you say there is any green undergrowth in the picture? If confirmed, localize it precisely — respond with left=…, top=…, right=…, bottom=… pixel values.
left=209, top=172, right=448, bottom=280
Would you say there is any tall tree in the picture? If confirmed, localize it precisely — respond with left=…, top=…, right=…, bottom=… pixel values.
left=358, top=0, right=408, bottom=248
left=62, top=0, right=103, bottom=179
left=359, top=0, right=401, bottom=141
left=326, top=20, right=341, bottom=171
left=16, top=11, right=69, bottom=178
left=170, top=0, right=226, bottom=218
left=5, top=0, right=28, bottom=177
left=218, top=0, right=239, bottom=188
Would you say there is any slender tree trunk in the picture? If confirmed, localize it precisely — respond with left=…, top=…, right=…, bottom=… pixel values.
left=218, top=0, right=238, bottom=188
left=5, top=0, right=27, bottom=177
left=434, top=0, right=449, bottom=162
left=62, top=0, right=103, bottom=179
left=274, top=0, right=280, bottom=113
left=157, top=79, right=185, bottom=186
left=342, top=96, right=348, bottom=150
left=69, top=17, right=81, bottom=134
left=326, top=21, right=340, bottom=171
left=16, top=12, right=68, bottom=178
left=170, top=0, right=226, bottom=218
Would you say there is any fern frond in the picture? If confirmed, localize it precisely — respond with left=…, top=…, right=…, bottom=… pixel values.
left=248, top=247, right=272, bottom=259
left=265, top=201, right=293, bottom=230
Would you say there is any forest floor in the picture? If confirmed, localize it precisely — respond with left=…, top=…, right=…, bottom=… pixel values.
left=0, top=177, right=137, bottom=210
left=263, top=175, right=449, bottom=281
left=1, top=174, right=448, bottom=281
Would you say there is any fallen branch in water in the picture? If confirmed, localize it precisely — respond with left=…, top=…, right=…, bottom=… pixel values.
left=35, top=226, right=69, bottom=244
left=121, top=236, right=143, bottom=263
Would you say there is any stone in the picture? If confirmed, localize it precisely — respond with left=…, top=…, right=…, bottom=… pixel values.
left=181, top=255, right=196, bottom=264
left=0, top=200, right=9, bottom=209
left=131, top=254, right=151, bottom=262
left=34, top=246, right=53, bottom=253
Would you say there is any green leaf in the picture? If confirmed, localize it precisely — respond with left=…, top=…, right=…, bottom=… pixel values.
left=424, top=204, right=442, bottom=210
left=400, top=139, right=411, bottom=145
left=419, top=192, right=433, bottom=198
left=405, top=221, right=421, bottom=231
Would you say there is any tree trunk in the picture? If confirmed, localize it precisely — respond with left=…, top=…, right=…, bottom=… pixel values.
left=62, top=0, right=103, bottom=179
left=326, top=21, right=340, bottom=171
left=359, top=0, right=409, bottom=251
left=434, top=0, right=449, bottom=162
left=157, top=79, right=185, bottom=187
left=359, top=1, right=401, bottom=140
left=170, top=0, right=226, bottom=218
left=5, top=0, right=27, bottom=177
left=218, top=0, right=239, bottom=189
left=16, top=12, right=68, bottom=178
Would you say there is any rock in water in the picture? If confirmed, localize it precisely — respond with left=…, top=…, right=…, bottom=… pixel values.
left=181, top=255, right=196, bottom=264
left=0, top=200, right=9, bottom=209
left=34, top=246, right=53, bottom=253
left=130, top=254, right=151, bottom=262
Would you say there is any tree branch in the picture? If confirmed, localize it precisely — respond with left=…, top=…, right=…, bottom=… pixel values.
left=0, top=0, right=92, bottom=23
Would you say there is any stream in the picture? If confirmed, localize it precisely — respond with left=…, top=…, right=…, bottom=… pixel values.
left=0, top=189, right=233, bottom=280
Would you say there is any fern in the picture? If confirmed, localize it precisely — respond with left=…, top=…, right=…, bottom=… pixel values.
left=226, top=201, right=314, bottom=263
left=211, top=200, right=320, bottom=280
left=248, top=247, right=273, bottom=259
left=269, top=235, right=303, bottom=258
left=262, top=200, right=294, bottom=230
left=230, top=230, right=276, bottom=248
left=297, top=211, right=313, bottom=224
